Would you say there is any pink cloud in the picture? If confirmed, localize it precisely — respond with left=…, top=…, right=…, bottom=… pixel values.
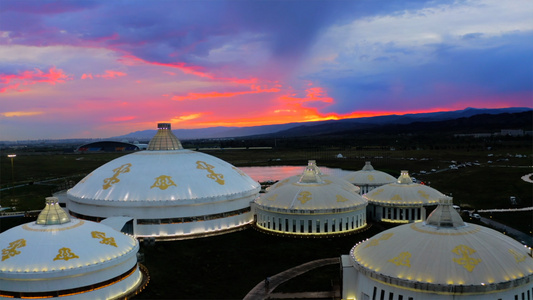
left=279, top=86, right=333, bottom=104
left=81, top=70, right=126, bottom=80
left=171, top=84, right=280, bottom=101
left=0, top=66, right=70, bottom=93
left=120, top=54, right=256, bottom=85
left=96, top=70, right=127, bottom=79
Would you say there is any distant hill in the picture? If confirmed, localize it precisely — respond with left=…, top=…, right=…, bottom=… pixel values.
left=261, top=109, right=533, bottom=138
left=111, top=107, right=532, bottom=140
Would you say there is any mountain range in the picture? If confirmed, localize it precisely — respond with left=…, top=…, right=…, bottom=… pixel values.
left=112, top=107, right=532, bottom=141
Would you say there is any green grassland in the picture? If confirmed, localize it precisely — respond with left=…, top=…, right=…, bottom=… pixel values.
left=0, top=145, right=531, bottom=299
left=1, top=147, right=531, bottom=230
left=136, top=225, right=385, bottom=299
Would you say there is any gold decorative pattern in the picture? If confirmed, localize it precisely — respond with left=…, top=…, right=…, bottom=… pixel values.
left=292, top=181, right=332, bottom=187
left=267, top=194, right=278, bottom=201
left=509, top=249, right=526, bottom=263
left=91, top=231, right=118, bottom=247
left=53, top=247, right=79, bottom=261
left=276, top=178, right=290, bottom=188
left=151, top=175, right=177, bottom=190
left=79, top=172, right=93, bottom=184
left=410, top=223, right=481, bottom=236
left=452, top=245, right=481, bottom=272
left=349, top=177, right=355, bottom=182
left=23, top=220, right=84, bottom=232
left=2, top=239, right=26, bottom=261
left=103, top=163, right=132, bottom=190
left=388, top=252, right=411, bottom=267
left=418, top=190, right=429, bottom=199
left=297, top=191, right=312, bottom=204
left=196, top=161, right=225, bottom=185
left=232, top=166, right=247, bottom=177
left=365, top=233, right=394, bottom=248
left=367, top=174, right=375, bottom=182
left=391, top=194, right=402, bottom=201
left=336, top=195, right=348, bottom=202
left=371, top=188, right=384, bottom=197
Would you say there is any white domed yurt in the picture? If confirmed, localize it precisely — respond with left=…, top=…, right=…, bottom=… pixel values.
left=363, top=170, right=444, bottom=223
left=342, top=161, right=396, bottom=194
left=66, top=123, right=260, bottom=241
left=254, top=160, right=367, bottom=236
left=0, top=197, right=146, bottom=299
left=341, top=196, right=533, bottom=300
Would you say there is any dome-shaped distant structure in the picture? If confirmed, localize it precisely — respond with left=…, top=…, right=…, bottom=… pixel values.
left=0, top=197, right=146, bottom=299
left=342, top=197, right=533, bottom=300
left=363, top=170, right=444, bottom=223
left=254, top=161, right=367, bottom=236
left=342, top=161, right=396, bottom=194
left=66, top=123, right=260, bottom=241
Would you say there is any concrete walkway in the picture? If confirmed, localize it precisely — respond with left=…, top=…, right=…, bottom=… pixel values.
left=522, top=173, right=533, bottom=183
left=243, top=257, right=339, bottom=300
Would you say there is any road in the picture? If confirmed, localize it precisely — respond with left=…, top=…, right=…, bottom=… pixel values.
left=480, top=216, right=532, bottom=247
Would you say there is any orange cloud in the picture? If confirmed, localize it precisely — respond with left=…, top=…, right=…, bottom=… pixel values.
left=279, top=86, right=333, bottom=104
left=1, top=111, right=44, bottom=117
left=0, top=67, right=70, bottom=93
left=171, top=113, right=203, bottom=123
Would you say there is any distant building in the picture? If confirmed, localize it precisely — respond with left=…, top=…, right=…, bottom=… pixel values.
left=76, top=141, right=141, bottom=152
left=500, top=129, right=525, bottom=136
left=66, top=123, right=260, bottom=241
left=363, top=170, right=444, bottom=223
left=0, top=197, right=147, bottom=299
left=453, top=133, right=492, bottom=138
left=342, top=197, right=533, bottom=300
left=253, top=161, right=367, bottom=236
left=342, top=161, right=396, bottom=194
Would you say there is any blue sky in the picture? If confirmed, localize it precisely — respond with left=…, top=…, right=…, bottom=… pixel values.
left=1, top=0, right=532, bottom=140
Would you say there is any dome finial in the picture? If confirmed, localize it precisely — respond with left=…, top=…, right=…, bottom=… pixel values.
left=362, top=161, right=374, bottom=171
left=147, top=123, right=183, bottom=151
left=397, top=170, right=413, bottom=184
left=299, top=160, right=324, bottom=183
left=36, top=197, right=71, bottom=225
left=425, top=196, right=465, bottom=228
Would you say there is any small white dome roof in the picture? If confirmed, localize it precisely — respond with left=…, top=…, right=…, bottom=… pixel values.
left=256, top=161, right=366, bottom=211
left=343, top=162, right=396, bottom=186
left=350, top=198, right=533, bottom=289
left=363, top=170, right=444, bottom=205
left=0, top=199, right=138, bottom=291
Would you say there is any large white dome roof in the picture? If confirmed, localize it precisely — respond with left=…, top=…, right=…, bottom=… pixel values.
left=350, top=198, right=533, bottom=290
left=68, top=123, right=259, bottom=205
left=68, top=149, right=259, bottom=204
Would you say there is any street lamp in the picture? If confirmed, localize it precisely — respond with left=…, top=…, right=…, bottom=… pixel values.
left=7, top=154, right=16, bottom=186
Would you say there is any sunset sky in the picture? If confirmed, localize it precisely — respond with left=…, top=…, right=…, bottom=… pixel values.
left=1, top=0, right=532, bottom=140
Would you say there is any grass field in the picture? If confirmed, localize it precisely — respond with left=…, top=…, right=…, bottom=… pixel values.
left=1, top=147, right=531, bottom=230
left=136, top=225, right=386, bottom=299
left=0, top=147, right=531, bottom=299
